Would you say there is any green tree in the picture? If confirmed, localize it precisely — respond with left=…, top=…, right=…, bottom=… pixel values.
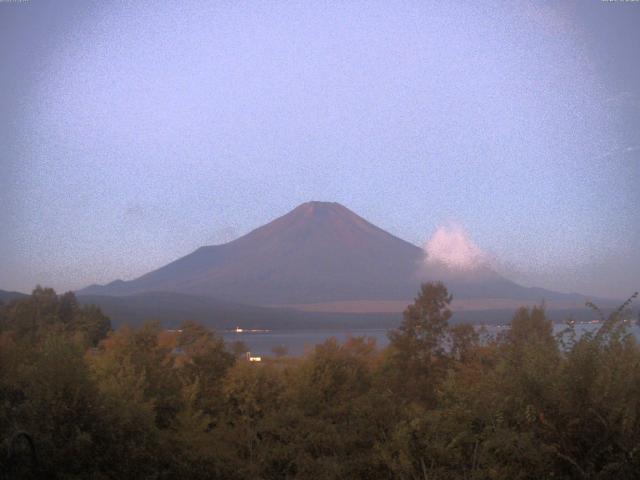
left=385, top=281, right=453, bottom=405
left=0, top=287, right=111, bottom=346
left=176, top=320, right=236, bottom=416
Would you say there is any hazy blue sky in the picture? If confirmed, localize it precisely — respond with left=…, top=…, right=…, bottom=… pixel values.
left=1, top=0, right=638, bottom=298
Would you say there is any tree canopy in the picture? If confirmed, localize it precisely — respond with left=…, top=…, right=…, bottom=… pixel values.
left=1, top=284, right=638, bottom=479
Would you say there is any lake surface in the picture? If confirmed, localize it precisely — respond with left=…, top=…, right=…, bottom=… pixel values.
left=222, top=328, right=391, bottom=356
left=221, top=323, right=640, bottom=357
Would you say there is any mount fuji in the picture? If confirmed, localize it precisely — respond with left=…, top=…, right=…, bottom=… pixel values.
left=78, top=202, right=594, bottom=314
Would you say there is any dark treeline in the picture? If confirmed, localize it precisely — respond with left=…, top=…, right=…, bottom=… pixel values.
left=1, top=284, right=639, bottom=479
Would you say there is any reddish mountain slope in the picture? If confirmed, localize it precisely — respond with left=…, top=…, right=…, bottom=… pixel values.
left=79, top=201, right=595, bottom=308
left=79, top=202, right=425, bottom=303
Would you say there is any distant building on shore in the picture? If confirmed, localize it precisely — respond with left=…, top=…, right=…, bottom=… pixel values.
left=245, top=352, right=262, bottom=362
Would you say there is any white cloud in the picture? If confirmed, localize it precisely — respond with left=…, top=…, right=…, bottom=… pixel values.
left=423, top=224, right=488, bottom=271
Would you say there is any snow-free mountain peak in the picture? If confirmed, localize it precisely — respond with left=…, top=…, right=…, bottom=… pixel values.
left=78, top=202, right=591, bottom=308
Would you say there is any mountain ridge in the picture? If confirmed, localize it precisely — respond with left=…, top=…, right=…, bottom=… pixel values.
left=0, top=289, right=29, bottom=303
left=78, top=201, right=602, bottom=308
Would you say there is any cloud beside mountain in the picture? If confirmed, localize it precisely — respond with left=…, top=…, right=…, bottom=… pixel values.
left=423, top=224, right=489, bottom=271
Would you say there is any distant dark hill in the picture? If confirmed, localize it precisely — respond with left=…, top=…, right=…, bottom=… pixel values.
left=76, top=291, right=402, bottom=330
left=0, top=289, right=28, bottom=304
left=79, top=201, right=602, bottom=309
left=75, top=291, right=607, bottom=331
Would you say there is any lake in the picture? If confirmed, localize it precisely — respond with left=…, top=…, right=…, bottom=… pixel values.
left=221, top=323, right=640, bottom=357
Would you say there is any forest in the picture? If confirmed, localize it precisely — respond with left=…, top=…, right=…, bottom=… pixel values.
left=1, top=283, right=639, bottom=479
